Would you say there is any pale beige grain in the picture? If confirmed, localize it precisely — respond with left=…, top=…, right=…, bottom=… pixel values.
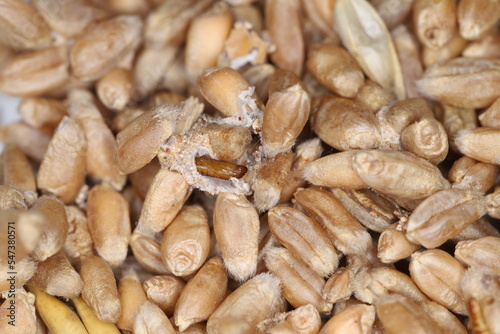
left=213, top=192, right=260, bottom=281
left=406, top=188, right=486, bottom=248
left=160, top=205, right=210, bottom=277
left=37, top=117, right=86, bottom=204
left=175, top=257, right=228, bottom=331
left=27, top=252, right=83, bottom=300
left=410, top=249, right=467, bottom=314
left=80, top=255, right=121, bottom=323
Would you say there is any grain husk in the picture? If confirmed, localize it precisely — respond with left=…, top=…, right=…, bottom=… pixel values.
left=334, top=0, right=405, bottom=100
